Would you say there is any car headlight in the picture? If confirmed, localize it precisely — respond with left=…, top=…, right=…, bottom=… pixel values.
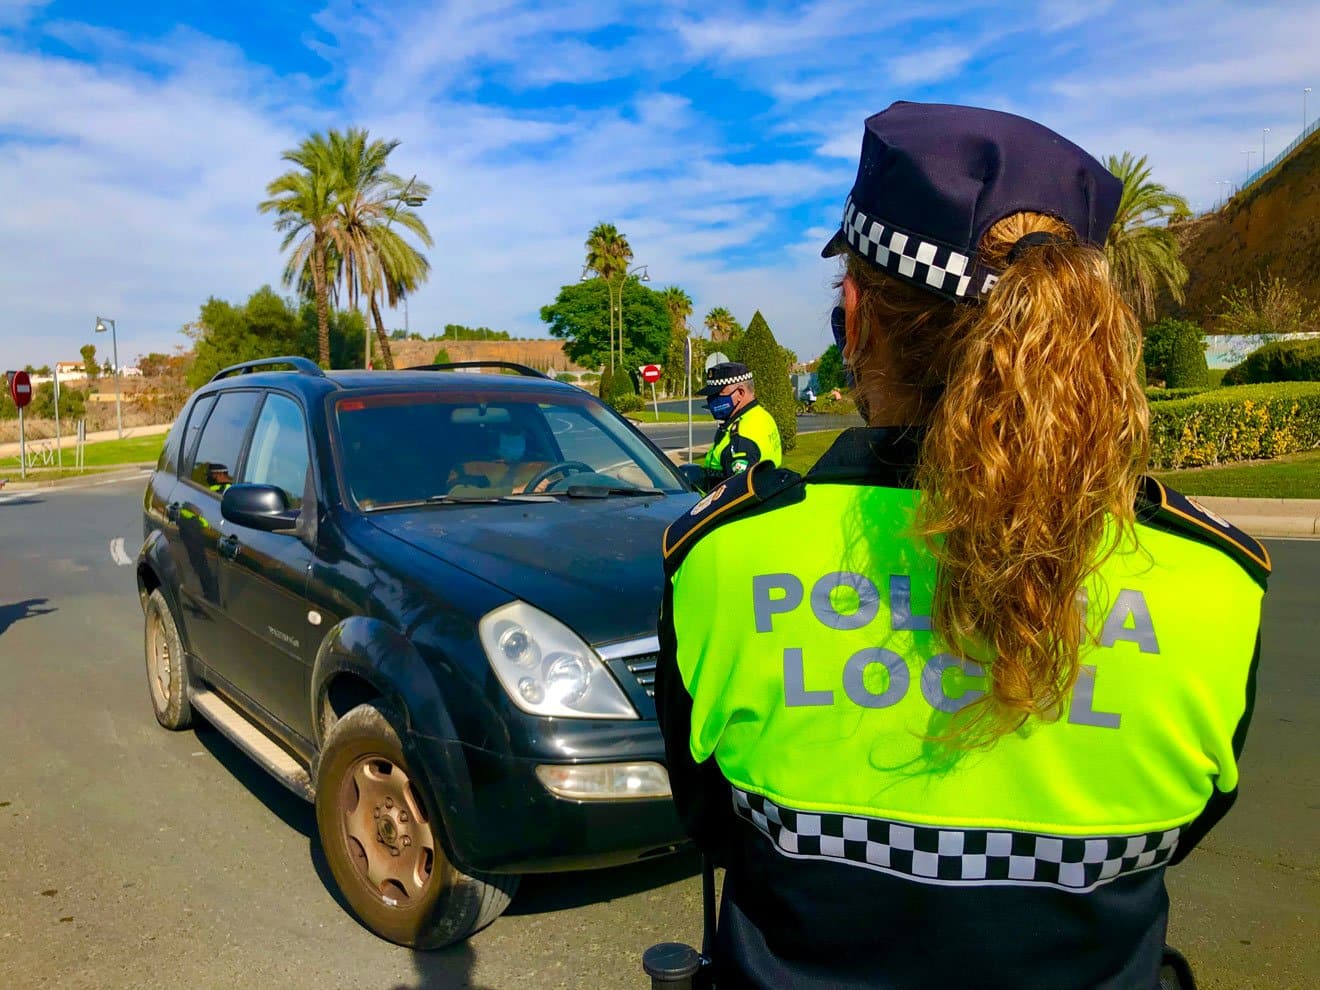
left=479, top=601, right=638, bottom=719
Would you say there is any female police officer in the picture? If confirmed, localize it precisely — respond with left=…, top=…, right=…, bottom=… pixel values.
left=655, top=102, right=1269, bottom=989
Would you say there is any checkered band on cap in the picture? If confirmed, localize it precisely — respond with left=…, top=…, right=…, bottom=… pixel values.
left=733, top=789, right=1181, bottom=893
left=841, top=196, right=1000, bottom=301
left=706, top=371, right=753, bottom=387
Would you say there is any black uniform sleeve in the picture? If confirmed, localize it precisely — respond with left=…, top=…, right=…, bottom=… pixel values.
left=655, top=580, right=735, bottom=866
left=1170, top=631, right=1261, bottom=865
left=722, top=428, right=763, bottom=476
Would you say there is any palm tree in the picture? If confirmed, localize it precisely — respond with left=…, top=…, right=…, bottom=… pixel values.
left=704, top=307, right=739, bottom=343
left=323, top=130, right=432, bottom=369
left=260, top=134, right=339, bottom=365
left=658, top=287, right=693, bottom=396
left=584, top=223, right=633, bottom=370
left=1104, top=152, right=1190, bottom=322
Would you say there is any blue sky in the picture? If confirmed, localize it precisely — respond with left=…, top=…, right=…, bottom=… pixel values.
left=2, top=0, right=1316, bottom=368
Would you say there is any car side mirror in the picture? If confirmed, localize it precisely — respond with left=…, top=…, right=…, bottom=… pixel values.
left=221, top=483, right=300, bottom=532
left=677, top=464, right=708, bottom=493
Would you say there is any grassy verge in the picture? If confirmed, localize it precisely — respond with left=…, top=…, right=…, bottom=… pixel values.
left=782, top=430, right=843, bottom=474
left=1154, top=449, right=1320, bottom=498
left=781, top=428, right=1320, bottom=498
left=0, top=432, right=166, bottom=472
left=627, top=411, right=694, bottom=423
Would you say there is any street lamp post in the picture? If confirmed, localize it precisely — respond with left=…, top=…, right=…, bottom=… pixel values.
left=1241, top=149, right=1255, bottom=182
left=1306, top=88, right=1312, bottom=132
left=1262, top=128, right=1270, bottom=167
left=615, top=264, right=650, bottom=371
left=94, top=316, right=123, bottom=439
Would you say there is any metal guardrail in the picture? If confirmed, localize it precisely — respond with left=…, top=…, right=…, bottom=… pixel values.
left=1222, top=117, right=1320, bottom=207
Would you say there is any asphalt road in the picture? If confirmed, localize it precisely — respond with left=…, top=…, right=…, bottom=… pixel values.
left=636, top=412, right=861, bottom=453
left=0, top=476, right=1315, bottom=989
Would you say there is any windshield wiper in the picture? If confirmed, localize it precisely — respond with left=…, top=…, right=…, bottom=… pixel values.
left=561, top=485, right=666, bottom=498
left=425, top=493, right=556, bottom=504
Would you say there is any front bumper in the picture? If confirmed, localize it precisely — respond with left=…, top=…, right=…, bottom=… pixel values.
left=410, top=732, right=687, bottom=875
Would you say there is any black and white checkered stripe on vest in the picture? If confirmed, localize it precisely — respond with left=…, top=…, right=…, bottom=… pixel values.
left=841, top=196, right=1000, bottom=301
left=733, top=788, right=1181, bottom=893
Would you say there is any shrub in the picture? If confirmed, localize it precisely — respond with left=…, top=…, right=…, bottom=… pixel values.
left=555, top=372, right=576, bottom=384
left=741, top=311, right=797, bottom=452
left=812, top=395, right=858, bottom=416
left=1147, top=382, right=1320, bottom=469
left=1144, top=318, right=1207, bottom=388
left=1206, top=368, right=1226, bottom=388
left=432, top=347, right=451, bottom=365
left=1222, top=338, right=1320, bottom=385
left=606, top=391, right=644, bottom=414
left=1215, top=274, right=1315, bottom=339
left=1145, top=387, right=1210, bottom=402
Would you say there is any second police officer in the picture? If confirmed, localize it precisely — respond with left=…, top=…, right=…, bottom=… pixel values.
left=697, top=361, right=782, bottom=489
left=656, top=102, right=1269, bottom=988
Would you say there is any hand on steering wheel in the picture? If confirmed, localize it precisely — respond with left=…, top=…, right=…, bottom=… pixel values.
left=522, top=460, right=595, bottom=493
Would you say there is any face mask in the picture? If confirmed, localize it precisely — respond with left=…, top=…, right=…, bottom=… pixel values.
left=831, top=305, right=856, bottom=388
left=707, top=394, right=736, bottom=421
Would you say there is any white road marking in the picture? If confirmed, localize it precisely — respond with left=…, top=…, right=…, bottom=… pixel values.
left=109, top=537, right=133, bottom=567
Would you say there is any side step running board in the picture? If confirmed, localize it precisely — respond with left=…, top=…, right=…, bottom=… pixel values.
left=190, top=688, right=315, bottom=802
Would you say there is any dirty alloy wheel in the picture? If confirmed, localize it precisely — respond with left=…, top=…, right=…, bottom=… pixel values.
left=144, top=588, right=193, bottom=730
left=315, top=702, right=518, bottom=949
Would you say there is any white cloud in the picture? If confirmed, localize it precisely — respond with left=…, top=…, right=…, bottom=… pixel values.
left=886, top=45, right=974, bottom=86
left=3, top=1, right=1318, bottom=370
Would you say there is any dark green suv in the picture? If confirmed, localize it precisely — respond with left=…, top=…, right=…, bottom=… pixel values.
left=136, top=357, right=698, bottom=948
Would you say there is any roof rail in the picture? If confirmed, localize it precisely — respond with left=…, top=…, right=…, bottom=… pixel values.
left=210, top=356, right=326, bottom=383
left=406, top=361, right=551, bottom=380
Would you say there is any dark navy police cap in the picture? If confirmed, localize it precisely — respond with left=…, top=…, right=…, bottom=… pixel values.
left=822, top=101, right=1122, bottom=302
left=699, top=361, right=753, bottom=396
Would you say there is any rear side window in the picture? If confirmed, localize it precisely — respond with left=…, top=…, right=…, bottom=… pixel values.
left=241, top=393, right=310, bottom=509
left=177, top=394, right=217, bottom=477
left=188, top=391, right=260, bottom=494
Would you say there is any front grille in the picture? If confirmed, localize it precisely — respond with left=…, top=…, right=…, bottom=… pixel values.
left=623, top=653, right=658, bottom=698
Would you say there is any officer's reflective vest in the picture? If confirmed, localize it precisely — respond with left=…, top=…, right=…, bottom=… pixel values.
left=702, top=401, right=782, bottom=479
left=673, top=480, right=1261, bottom=854
left=660, top=448, right=1267, bottom=986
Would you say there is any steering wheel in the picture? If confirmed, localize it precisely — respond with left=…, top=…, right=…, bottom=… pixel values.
left=522, top=460, right=595, bottom=493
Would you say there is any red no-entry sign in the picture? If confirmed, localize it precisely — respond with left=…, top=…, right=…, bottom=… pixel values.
left=640, top=364, right=662, bottom=384
left=8, top=370, right=32, bottom=408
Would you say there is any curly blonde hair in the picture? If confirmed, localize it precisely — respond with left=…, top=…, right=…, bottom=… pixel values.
left=843, top=211, right=1149, bottom=743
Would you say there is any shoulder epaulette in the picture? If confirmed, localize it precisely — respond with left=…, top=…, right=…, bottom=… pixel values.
left=663, top=461, right=802, bottom=571
left=1136, top=476, right=1271, bottom=588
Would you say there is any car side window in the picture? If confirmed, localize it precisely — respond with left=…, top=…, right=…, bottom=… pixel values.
left=241, top=393, right=310, bottom=509
left=188, top=391, right=260, bottom=495
left=177, top=394, right=217, bottom=479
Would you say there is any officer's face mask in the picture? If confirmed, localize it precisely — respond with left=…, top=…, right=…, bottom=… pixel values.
left=831, top=305, right=856, bottom=388
left=706, top=388, right=740, bottom=421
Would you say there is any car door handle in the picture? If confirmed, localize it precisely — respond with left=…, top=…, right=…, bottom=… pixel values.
left=166, top=501, right=181, bottom=522
left=217, top=534, right=240, bottom=561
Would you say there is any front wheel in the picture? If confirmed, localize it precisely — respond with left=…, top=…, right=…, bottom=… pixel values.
left=315, top=701, right=518, bottom=949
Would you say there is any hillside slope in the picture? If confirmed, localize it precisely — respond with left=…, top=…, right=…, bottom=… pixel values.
left=1169, top=128, right=1320, bottom=326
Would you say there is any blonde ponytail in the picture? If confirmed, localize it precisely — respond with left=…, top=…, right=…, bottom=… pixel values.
left=846, top=212, right=1149, bottom=743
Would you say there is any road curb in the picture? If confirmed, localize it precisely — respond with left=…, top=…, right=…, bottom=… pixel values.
left=1193, top=496, right=1320, bottom=539
left=1, top=464, right=152, bottom=492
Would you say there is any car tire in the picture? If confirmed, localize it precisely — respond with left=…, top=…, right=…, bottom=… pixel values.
left=315, top=701, right=519, bottom=949
left=144, top=588, right=194, bottom=730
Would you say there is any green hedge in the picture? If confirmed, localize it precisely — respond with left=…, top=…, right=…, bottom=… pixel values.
left=1145, top=386, right=1211, bottom=402
left=1148, top=382, right=1320, bottom=469
left=1222, top=338, right=1320, bottom=385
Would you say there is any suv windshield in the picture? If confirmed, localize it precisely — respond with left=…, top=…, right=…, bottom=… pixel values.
left=333, top=387, right=686, bottom=509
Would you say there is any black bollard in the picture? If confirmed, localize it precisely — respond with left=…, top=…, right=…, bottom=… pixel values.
left=643, top=942, right=703, bottom=989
